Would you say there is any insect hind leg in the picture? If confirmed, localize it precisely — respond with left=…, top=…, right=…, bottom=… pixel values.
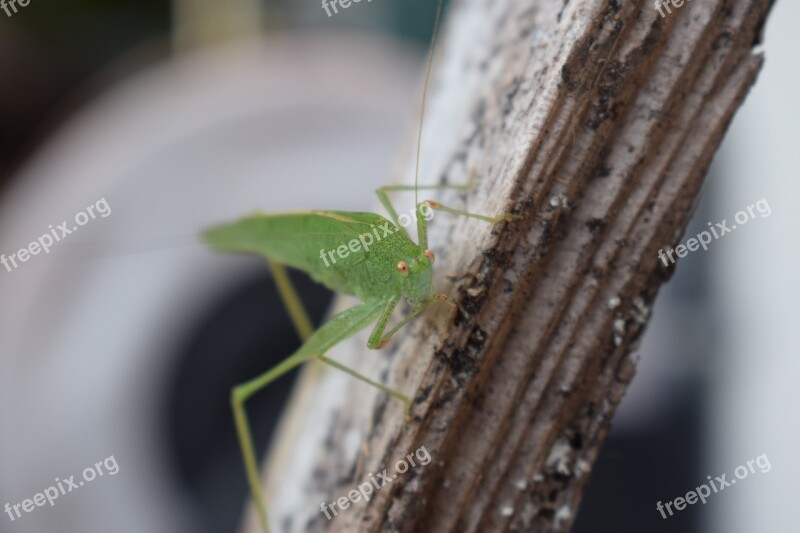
left=230, top=298, right=396, bottom=533
left=267, top=261, right=315, bottom=342
left=229, top=262, right=316, bottom=533
left=232, top=350, right=315, bottom=533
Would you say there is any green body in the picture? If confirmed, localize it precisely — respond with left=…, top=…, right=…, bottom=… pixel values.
left=205, top=210, right=434, bottom=307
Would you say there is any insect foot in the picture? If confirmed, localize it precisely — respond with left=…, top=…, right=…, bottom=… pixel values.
left=436, top=294, right=457, bottom=308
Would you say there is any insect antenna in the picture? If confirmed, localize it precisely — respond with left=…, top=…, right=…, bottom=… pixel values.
left=414, top=0, right=444, bottom=208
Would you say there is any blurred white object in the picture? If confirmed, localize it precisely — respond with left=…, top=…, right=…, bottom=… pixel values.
left=711, top=0, right=800, bottom=531
left=0, top=33, right=419, bottom=533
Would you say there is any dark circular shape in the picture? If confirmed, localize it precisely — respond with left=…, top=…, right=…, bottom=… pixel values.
left=162, top=268, right=333, bottom=533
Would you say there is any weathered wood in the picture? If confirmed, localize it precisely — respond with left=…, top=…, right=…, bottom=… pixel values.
left=245, top=0, right=775, bottom=531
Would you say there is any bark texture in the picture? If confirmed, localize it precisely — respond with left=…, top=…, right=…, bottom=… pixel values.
left=247, top=0, right=775, bottom=531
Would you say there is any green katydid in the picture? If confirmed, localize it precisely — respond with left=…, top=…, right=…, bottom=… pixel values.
left=203, top=1, right=515, bottom=531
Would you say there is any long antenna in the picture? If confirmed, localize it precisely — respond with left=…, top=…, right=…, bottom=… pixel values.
left=415, top=0, right=444, bottom=207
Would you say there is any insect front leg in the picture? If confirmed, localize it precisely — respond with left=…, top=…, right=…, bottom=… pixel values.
left=368, top=293, right=450, bottom=349
left=424, top=199, right=519, bottom=224
left=375, top=302, right=432, bottom=346
left=378, top=174, right=516, bottom=248
left=375, top=186, right=404, bottom=230
left=376, top=170, right=477, bottom=199
left=375, top=177, right=475, bottom=232
left=366, top=295, right=399, bottom=349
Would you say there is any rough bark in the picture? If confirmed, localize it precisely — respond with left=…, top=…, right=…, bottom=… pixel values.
left=245, top=0, right=775, bottom=531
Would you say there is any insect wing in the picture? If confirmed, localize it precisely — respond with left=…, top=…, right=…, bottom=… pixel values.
left=204, top=210, right=389, bottom=294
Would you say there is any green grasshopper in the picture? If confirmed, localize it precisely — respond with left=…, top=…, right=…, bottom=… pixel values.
left=203, top=2, right=514, bottom=531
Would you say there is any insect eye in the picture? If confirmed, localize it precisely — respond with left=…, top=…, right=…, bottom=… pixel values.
left=424, top=249, right=435, bottom=263
left=396, top=261, right=409, bottom=277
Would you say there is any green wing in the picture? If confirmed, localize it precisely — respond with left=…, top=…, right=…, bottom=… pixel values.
left=204, top=210, right=396, bottom=296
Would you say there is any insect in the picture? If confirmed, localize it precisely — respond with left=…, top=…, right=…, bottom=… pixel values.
left=203, top=1, right=514, bottom=531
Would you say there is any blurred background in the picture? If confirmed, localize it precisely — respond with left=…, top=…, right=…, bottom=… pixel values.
left=0, top=1, right=796, bottom=532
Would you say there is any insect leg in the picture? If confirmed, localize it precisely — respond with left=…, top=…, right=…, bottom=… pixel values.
left=424, top=200, right=519, bottom=224
left=367, top=296, right=400, bottom=349
left=375, top=179, right=474, bottom=227
left=375, top=301, right=434, bottom=347
left=376, top=174, right=475, bottom=237
left=377, top=169, right=478, bottom=197
left=231, top=298, right=388, bottom=533
left=379, top=171, right=501, bottom=248
left=232, top=351, right=314, bottom=533
left=266, top=261, right=314, bottom=341
left=317, top=354, right=411, bottom=415
left=365, top=293, right=449, bottom=348
left=375, top=186, right=403, bottom=228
